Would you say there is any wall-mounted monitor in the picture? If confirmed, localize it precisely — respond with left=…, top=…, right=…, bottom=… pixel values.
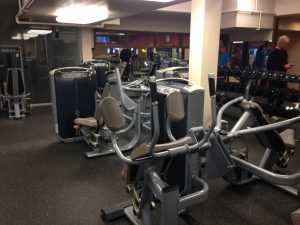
left=96, top=36, right=109, bottom=43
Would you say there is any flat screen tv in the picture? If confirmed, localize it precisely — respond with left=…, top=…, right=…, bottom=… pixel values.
left=96, top=36, right=109, bottom=43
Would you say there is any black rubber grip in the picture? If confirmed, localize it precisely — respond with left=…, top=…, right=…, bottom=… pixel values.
left=149, top=76, right=158, bottom=102
left=208, top=73, right=215, bottom=97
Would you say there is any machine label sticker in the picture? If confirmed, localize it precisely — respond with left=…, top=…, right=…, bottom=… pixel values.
left=157, top=85, right=180, bottom=95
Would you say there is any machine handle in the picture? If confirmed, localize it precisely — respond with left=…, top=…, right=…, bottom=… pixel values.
left=215, top=96, right=244, bottom=131
left=55, top=67, right=90, bottom=72
left=228, top=115, right=300, bottom=138
left=105, top=70, right=115, bottom=75
left=149, top=76, right=158, bottom=102
left=208, top=73, right=216, bottom=97
left=157, top=77, right=192, bottom=85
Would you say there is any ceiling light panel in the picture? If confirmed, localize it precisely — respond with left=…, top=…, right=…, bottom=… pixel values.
left=55, top=4, right=109, bottom=24
left=14, top=33, right=38, bottom=38
left=28, top=29, right=52, bottom=35
left=11, top=36, right=30, bottom=40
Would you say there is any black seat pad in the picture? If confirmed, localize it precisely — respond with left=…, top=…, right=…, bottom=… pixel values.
left=250, top=103, right=285, bottom=153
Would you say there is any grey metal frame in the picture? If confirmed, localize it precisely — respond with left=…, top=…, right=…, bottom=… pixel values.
left=0, top=46, right=30, bottom=119
left=85, top=67, right=146, bottom=158
left=1, top=68, right=30, bottom=119
left=217, top=96, right=300, bottom=197
left=155, top=66, right=188, bottom=79
left=108, top=101, right=212, bottom=225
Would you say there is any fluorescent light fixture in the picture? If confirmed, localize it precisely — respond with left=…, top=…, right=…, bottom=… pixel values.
left=55, top=4, right=108, bottom=24
left=28, top=29, right=52, bottom=35
left=23, top=33, right=38, bottom=38
left=11, top=32, right=39, bottom=40
left=144, top=0, right=175, bottom=2
left=16, top=33, right=38, bottom=38
left=233, top=41, right=244, bottom=44
left=11, top=36, right=30, bottom=40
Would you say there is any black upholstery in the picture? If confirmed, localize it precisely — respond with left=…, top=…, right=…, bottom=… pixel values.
left=7, top=69, right=24, bottom=96
left=250, top=103, right=286, bottom=153
left=95, top=66, right=109, bottom=91
left=55, top=71, right=95, bottom=139
left=149, top=63, right=158, bottom=76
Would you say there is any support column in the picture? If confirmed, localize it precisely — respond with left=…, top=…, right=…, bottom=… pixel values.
left=189, top=0, right=222, bottom=127
left=80, top=28, right=94, bottom=62
left=272, top=16, right=279, bottom=48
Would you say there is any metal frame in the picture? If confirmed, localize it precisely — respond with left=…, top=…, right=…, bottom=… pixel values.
left=101, top=75, right=218, bottom=225
left=85, top=67, right=147, bottom=158
left=105, top=101, right=212, bottom=225
left=0, top=46, right=30, bottom=119
left=1, top=68, right=30, bottom=119
left=217, top=96, right=300, bottom=197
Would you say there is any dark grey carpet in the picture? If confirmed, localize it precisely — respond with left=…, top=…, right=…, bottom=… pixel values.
left=0, top=106, right=299, bottom=225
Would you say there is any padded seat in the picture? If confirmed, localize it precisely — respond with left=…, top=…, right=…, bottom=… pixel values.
left=291, top=209, right=300, bottom=225
left=74, top=117, right=97, bottom=128
left=248, top=101, right=295, bottom=153
left=73, top=84, right=109, bottom=129
left=280, top=129, right=295, bottom=149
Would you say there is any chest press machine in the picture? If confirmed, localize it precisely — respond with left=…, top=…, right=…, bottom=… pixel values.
left=100, top=75, right=235, bottom=225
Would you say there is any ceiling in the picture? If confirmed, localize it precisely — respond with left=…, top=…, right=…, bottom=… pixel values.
left=2, top=0, right=298, bottom=41
left=0, top=0, right=18, bottom=35
left=17, top=0, right=190, bottom=26
left=0, top=0, right=191, bottom=38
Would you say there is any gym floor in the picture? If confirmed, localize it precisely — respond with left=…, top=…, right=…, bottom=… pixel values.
left=0, top=105, right=299, bottom=225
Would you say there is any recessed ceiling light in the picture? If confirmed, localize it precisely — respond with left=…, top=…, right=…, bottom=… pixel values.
left=11, top=36, right=30, bottom=40
left=19, top=33, right=38, bottom=38
left=55, top=4, right=108, bottom=24
left=28, top=29, right=52, bottom=35
left=23, top=33, right=38, bottom=38
left=11, top=32, right=40, bottom=40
